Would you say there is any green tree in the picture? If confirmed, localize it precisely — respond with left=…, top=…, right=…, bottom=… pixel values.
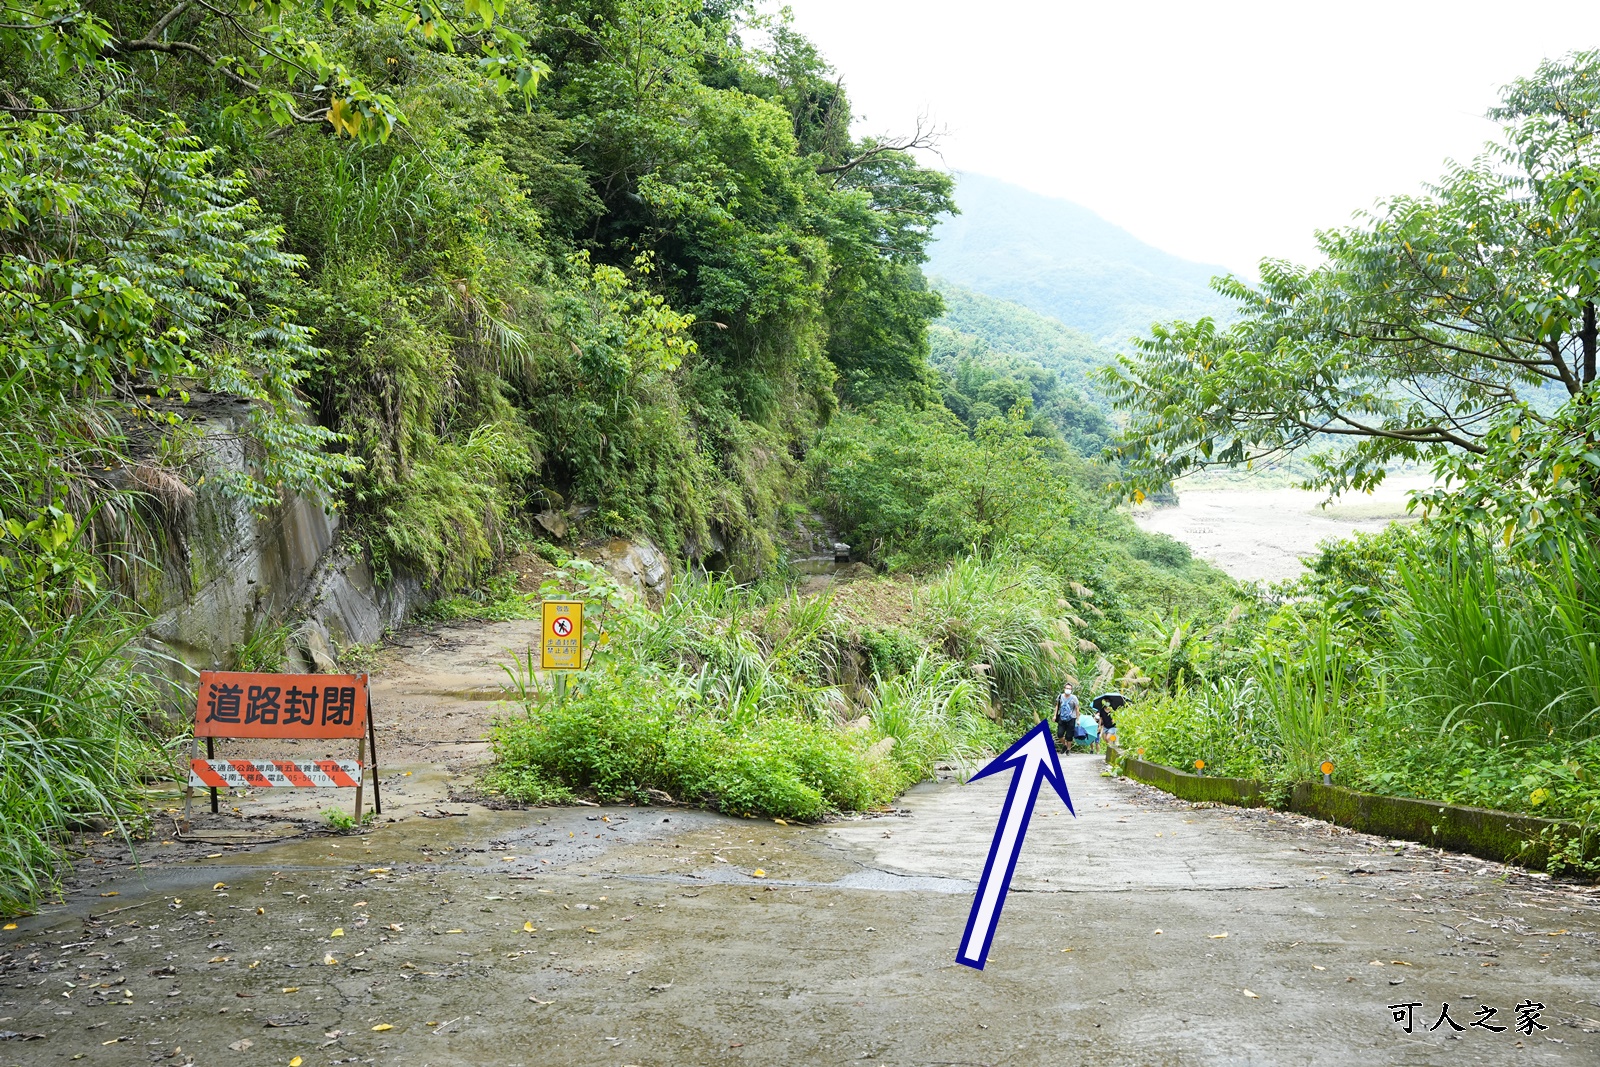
left=0, top=114, right=356, bottom=513
left=0, top=0, right=545, bottom=139
left=1100, top=51, right=1600, bottom=526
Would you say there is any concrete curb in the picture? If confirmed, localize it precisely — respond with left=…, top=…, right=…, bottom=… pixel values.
left=1288, top=781, right=1597, bottom=871
left=1105, top=746, right=1268, bottom=807
left=1102, top=746, right=1596, bottom=873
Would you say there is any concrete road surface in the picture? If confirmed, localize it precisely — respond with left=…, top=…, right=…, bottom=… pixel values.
left=3, top=753, right=1596, bottom=1066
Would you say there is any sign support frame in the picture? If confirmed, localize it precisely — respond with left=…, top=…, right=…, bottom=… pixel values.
left=182, top=671, right=378, bottom=824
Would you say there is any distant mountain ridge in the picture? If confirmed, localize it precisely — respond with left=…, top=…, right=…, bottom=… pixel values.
left=930, top=281, right=1114, bottom=406
left=927, top=173, right=1238, bottom=347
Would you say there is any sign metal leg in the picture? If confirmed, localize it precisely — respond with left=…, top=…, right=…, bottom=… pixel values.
left=354, top=733, right=366, bottom=823
left=206, top=736, right=218, bottom=814
left=366, top=690, right=382, bottom=815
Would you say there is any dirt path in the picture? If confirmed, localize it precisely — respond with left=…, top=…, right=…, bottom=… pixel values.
left=6, top=670, right=1599, bottom=1067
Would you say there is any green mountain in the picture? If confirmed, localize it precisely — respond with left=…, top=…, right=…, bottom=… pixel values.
left=931, top=281, right=1117, bottom=406
left=928, top=281, right=1118, bottom=456
left=927, top=173, right=1237, bottom=347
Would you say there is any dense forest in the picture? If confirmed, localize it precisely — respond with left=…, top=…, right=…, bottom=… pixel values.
left=0, top=0, right=1233, bottom=908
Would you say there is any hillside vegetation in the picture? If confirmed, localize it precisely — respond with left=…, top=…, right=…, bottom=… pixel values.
left=0, top=0, right=1236, bottom=910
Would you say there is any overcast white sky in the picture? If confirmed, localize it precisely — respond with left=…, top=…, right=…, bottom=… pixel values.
left=776, top=1, right=1600, bottom=276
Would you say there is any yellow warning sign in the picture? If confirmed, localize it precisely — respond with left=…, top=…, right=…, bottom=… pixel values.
left=540, top=601, right=584, bottom=671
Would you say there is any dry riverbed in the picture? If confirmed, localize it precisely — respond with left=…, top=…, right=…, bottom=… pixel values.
left=1133, top=476, right=1432, bottom=584
left=4, top=618, right=1599, bottom=1066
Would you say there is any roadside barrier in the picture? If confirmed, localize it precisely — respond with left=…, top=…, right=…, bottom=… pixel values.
left=1115, top=750, right=1268, bottom=807
left=1102, top=744, right=1596, bottom=872
left=186, top=670, right=382, bottom=821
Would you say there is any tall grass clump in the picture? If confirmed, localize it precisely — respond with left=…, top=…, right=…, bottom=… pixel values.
left=1390, top=534, right=1600, bottom=743
left=1116, top=676, right=1277, bottom=780
left=914, top=554, right=1070, bottom=713
left=487, top=558, right=1056, bottom=817
left=1253, top=614, right=1353, bottom=778
left=0, top=600, right=167, bottom=915
left=860, top=652, right=1008, bottom=781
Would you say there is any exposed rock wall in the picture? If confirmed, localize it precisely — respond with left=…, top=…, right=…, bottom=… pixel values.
left=140, top=407, right=426, bottom=682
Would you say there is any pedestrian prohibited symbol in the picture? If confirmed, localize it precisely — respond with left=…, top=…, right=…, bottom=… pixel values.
left=541, top=600, right=584, bottom=671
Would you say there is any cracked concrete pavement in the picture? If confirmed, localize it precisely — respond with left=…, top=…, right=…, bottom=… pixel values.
left=4, top=741, right=1598, bottom=1067
left=6, top=617, right=1598, bottom=1065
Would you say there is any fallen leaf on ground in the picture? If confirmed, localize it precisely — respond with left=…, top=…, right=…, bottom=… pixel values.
left=371, top=1024, right=392, bottom=1032
left=323, top=954, right=338, bottom=965
left=281, top=987, right=299, bottom=993
left=290, top=1058, right=303, bottom=1066
left=1243, top=989, right=1259, bottom=998
left=1, top=924, right=14, bottom=931
left=1209, top=932, right=1228, bottom=939
left=99, top=891, right=118, bottom=897
left=228, top=1039, right=254, bottom=1051
left=387, top=923, right=403, bottom=931
left=207, top=956, right=231, bottom=964
left=213, top=883, right=227, bottom=890
left=446, top=928, right=464, bottom=934
left=752, top=869, right=766, bottom=878
left=528, top=996, right=552, bottom=1004
left=585, top=927, right=599, bottom=934
left=330, top=928, right=344, bottom=937
left=1153, top=929, right=1163, bottom=935
left=524, top=921, right=536, bottom=932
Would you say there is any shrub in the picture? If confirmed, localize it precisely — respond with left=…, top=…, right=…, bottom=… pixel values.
left=486, top=665, right=899, bottom=820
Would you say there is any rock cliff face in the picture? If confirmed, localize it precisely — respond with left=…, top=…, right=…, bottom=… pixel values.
left=140, top=406, right=426, bottom=682
left=582, top=537, right=672, bottom=601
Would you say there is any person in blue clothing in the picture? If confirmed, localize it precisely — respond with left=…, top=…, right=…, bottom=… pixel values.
left=1054, top=683, right=1079, bottom=751
left=1076, top=705, right=1101, bottom=753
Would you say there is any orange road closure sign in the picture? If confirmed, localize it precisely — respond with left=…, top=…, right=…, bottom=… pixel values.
left=186, top=671, right=381, bottom=822
left=194, top=671, right=367, bottom=739
left=541, top=600, right=584, bottom=671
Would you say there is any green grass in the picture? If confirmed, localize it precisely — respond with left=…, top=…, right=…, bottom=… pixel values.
left=0, top=599, right=170, bottom=916
left=1113, top=520, right=1600, bottom=871
left=421, top=571, right=541, bottom=623
left=1390, top=538, right=1600, bottom=743
left=485, top=559, right=1043, bottom=818
left=913, top=554, right=1068, bottom=714
left=486, top=669, right=901, bottom=819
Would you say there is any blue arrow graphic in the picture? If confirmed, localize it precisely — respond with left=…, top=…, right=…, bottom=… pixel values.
left=956, top=719, right=1075, bottom=970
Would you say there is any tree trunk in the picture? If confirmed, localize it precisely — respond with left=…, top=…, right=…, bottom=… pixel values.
left=1583, top=300, right=1597, bottom=386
